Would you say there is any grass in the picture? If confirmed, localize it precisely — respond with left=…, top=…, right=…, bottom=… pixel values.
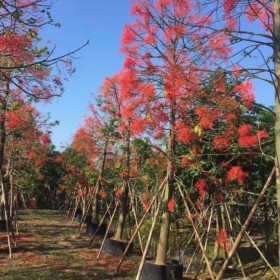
left=0, top=210, right=137, bottom=280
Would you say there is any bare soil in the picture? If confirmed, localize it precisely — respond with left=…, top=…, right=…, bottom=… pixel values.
left=0, top=210, right=138, bottom=280
left=0, top=210, right=278, bottom=279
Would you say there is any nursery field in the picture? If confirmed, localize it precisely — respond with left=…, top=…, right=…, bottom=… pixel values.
left=0, top=210, right=137, bottom=280
left=0, top=210, right=277, bottom=280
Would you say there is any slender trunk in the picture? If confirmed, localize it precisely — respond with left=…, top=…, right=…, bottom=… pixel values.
left=213, top=206, right=221, bottom=260
left=0, top=193, right=4, bottom=219
left=92, top=138, right=109, bottom=224
left=115, top=125, right=131, bottom=240
left=20, top=193, right=27, bottom=209
left=0, top=103, right=12, bottom=256
left=274, top=0, right=280, bottom=274
left=155, top=107, right=176, bottom=265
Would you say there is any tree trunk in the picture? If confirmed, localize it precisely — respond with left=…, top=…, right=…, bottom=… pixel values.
left=0, top=193, right=5, bottom=219
left=115, top=126, right=131, bottom=240
left=115, top=184, right=129, bottom=240
left=155, top=107, right=176, bottom=265
left=274, top=0, right=280, bottom=274
left=92, top=138, right=109, bottom=224
left=155, top=183, right=172, bottom=265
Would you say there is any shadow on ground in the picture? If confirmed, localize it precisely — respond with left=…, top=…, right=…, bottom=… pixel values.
left=0, top=210, right=136, bottom=280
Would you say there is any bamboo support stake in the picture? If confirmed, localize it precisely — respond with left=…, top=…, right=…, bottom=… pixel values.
left=79, top=188, right=97, bottom=233
left=89, top=199, right=113, bottom=247
left=15, top=191, right=19, bottom=235
left=9, top=178, right=16, bottom=246
left=135, top=185, right=165, bottom=280
left=70, top=198, right=78, bottom=224
left=96, top=201, right=119, bottom=259
left=1, top=178, right=12, bottom=259
left=128, top=184, right=144, bottom=253
left=175, top=220, right=181, bottom=261
left=186, top=206, right=212, bottom=275
left=186, top=205, right=213, bottom=275
left=194, top=204, right=214, bottom=278
left=215, top=167, right=275, bottom=280
left=105, top=200, right=113, bottom=220
left=180, top=204, right=212, bottom=260
left=175, top=177, right=197, bottom=214
left=64, top=200, right=71, bottom=214
left=178, top=183, right=215, bottom=280
left=224, top=204, right=246, bottom=280
left=235, top=213, right=278, bottom=278
left=185, top=243, right=200, bottom=274
left=115, top=176, right=168, bottom=274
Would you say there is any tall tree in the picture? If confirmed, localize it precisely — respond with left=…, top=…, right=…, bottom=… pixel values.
left=190, top=0, right=279, bottom=273
left=0, top=0, right=85, bottom=257
left=97, top=70, right=155, bottom=240
left=72, top=105, right=118, bottom=224
left=121, top=0, right=272, bottom=266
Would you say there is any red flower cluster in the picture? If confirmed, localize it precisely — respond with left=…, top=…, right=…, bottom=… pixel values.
left=181, top=156, right=192, bottom=167
left=227, top=166, right=248, bottom=185
left=223, top=0, right=238, bottom=15
left=217, top=229, right=230, bottom=251
left=142, top=193, right=151, bottom=211
left=238, top=124, right=269, bottom=148
left=238, top=124, right=253, bottom=137
left=168, top=197, right=176, bottom=213
left=177, top=124, right=196, bottom=145
left=195, top=179, right=207, bottom=198
left=214, top=135, right=231, bottom=151
left=115, top=188, right=125, bottom=198
left=239, top=136, right=258, bottom=147
left=215, top=191, right=225, bottom=202
left=99, top=189, right=108, bottom=199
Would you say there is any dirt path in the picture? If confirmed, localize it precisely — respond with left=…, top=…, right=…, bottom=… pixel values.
left=0, top=210, right=137, bottom=280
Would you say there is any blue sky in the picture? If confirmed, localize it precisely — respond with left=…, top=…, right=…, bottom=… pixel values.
left=37, top=0, right=275, bottom=150
left=38, top=0, right=132, bottom=149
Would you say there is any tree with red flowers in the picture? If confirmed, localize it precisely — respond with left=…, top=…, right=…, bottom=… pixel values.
left=121, top=0, right=273, bottom=270
left=0, top=0, right=85, bottom=258
left=178, top=0, right=279, bottom=277
left=97, top=70, right=156, bottom=240
left=72, top=104, right=119, bottom=224
left=0, top=98, right=60, bottom=245
left=121, top=0, right=228, bottom=266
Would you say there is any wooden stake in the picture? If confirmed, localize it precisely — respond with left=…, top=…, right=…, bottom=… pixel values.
left=234, top=210, right=278, bottom=278
left=194, top=203, right=214, bottom=278
left=224, top=204, right=246, bottom=280
left=70, top=197, right=78, bottom=224
left=96, top=200, right=119, bottom=259
left=178, top=183, right=215, bottom=280
left=89, top=199, right=113, bottom=247
left=179, top=204, right=212, bottom=260
left=0, top=171, right=12, bottom=259
left=79, top=188, right=97, bottom=233
left=128, top=183, right=144, bottom=253
left=215, top=167, right=275, bottom=280
left=135, top=184, right=165, bottom=280
left=115, top=176, right=167, bottom=274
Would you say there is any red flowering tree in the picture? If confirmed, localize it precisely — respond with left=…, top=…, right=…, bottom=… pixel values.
left=179, top=0, right=279, bottom=275
left=59, top=145, right=93, bottom=218
left=0, top=1, right=85, bottom=258
left=72, top=104, right=119, bottom=224
left=0, top=99, right=58, bottom=221
left=121, top=0, right=273, bottom=267
left=97, top=70, right=156, bottom=240
left=121, top=0, right=229, bottom=265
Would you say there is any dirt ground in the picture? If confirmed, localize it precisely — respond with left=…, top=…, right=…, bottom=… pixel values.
left=0, top=210, right=138, bottom=280
left=0, top=210, right=278, bottom=280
